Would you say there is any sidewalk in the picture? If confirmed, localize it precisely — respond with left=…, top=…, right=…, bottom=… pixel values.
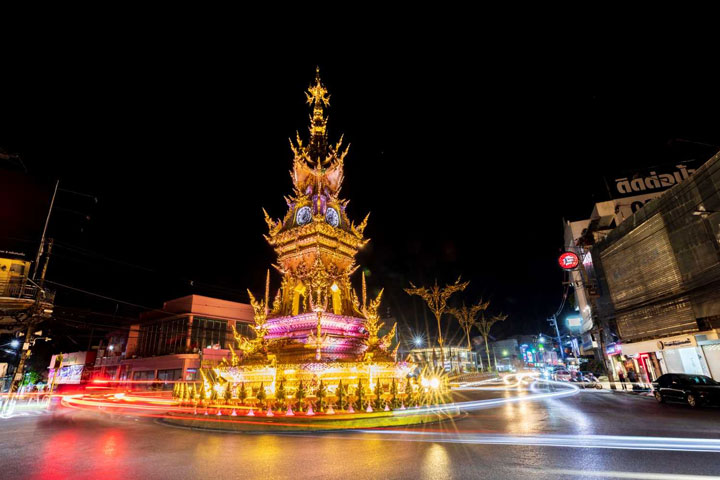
left=603, top=381, right=654, bottom=397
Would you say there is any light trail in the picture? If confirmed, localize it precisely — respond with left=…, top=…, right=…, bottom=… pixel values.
left=520, top=469, right=720, bottom=480
left=291, top=430, right=720, bottom=454
left=53, top=378, right=579, bottom=427
left=454, top=372, right=540, bottom=391
left=11, top=378, right=720, bottom=457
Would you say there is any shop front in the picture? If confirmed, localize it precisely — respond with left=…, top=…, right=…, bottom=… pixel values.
left=605, top=343, right=654, bottom=389
left=47, top=351, right=98, bottom=391
left=700, top=340, right=720, bottom=380
left=621, top=331, right=719, bottom=380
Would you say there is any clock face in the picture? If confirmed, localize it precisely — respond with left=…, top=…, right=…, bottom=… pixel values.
left=296, top=206, right=312, bottom=225
left=325, top=207, right=340, bottom=227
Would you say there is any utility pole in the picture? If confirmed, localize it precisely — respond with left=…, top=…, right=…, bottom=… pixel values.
left=10, top=238, right=54, bottom=393
left=10, top=322, right=35, bottom=393
left=547, top=315, right=565, bottom=361
left=33, top=180, right=59, bottom=281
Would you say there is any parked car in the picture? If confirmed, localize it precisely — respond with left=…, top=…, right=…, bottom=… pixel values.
left=553, top=370, right=572, bottom=382
left=652, top=373, right=720, bottom=407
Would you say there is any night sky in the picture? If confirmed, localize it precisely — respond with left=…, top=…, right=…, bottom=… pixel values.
left=3, top=36, right=720, bottom=350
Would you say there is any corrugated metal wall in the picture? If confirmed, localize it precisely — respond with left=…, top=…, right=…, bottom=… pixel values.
left=593, top=150, right=720, bottom=342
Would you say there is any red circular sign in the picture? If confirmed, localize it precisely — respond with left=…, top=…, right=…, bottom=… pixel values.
left=558, top=251, right=580, bottom=270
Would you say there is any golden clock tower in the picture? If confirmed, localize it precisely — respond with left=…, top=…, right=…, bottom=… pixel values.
left=263, top=68, right=370, bottom=320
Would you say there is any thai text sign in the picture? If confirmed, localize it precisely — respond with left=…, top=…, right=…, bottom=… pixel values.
left=609, top=162, right=698, bottom=198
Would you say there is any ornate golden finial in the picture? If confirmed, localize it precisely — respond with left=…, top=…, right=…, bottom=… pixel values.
left=287, top=68, right=352, bottom=199
left=305, top=66, right=330, bottom=109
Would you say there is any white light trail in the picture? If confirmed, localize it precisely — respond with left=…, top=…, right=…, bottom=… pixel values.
left=319, top=430, right=720, bottom=454
left=520, top=468, right=720, bottom=480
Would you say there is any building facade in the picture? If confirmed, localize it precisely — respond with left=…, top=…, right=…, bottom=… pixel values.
left=592, top=150, right=720, bottom=382
left=563, top=192, right=667, bottom=363
left=474, top=337, right=521, bottom=371
left=407, top=346, right=478, bottom=373
left=93, top=295, right=254, bottom=386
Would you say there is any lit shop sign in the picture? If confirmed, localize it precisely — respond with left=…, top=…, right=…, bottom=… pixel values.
left=606, top=343, right=621, bottom=355
left=657, top=338, right=692, bottom=350
left=567, top=316, right=582, bottom=328
left=558, top=252, right=580, bottom=270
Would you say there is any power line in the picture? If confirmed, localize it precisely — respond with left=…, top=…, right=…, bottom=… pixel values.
left=44, top=280, right=163, bottom=313
left=49, top=240, right=254, bottom=300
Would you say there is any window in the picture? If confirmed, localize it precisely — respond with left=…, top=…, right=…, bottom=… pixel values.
left=191, top=317, right=228, bottom=350
left=137, top=317, right=190, bottom=356
left=682, top=375, right=718, bottom=386
left=133, top=370, right=155, bottom=381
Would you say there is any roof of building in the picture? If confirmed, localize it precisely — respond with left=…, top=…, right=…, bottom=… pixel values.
left=139, top=294, right=254, bottom=323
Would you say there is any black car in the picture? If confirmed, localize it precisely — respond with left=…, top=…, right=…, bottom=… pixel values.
left=652, top=373, right=720, bottom=407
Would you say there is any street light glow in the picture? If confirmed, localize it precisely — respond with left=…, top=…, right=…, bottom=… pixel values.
left=413, top=336, right=424, bottom=347
left=10, top=339, right=20, bottom=348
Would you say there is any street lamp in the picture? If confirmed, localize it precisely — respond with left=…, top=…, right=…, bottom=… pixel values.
left=692, top=206, right=720, bottom=217
left=413, top=336, right=424, bottom=348
left=10, top=339, right=20, bottom=349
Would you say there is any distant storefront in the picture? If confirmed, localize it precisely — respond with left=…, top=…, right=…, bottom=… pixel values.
left=608, top=331, right=720, bottom=382
left=48, top=351, right=97, bottom=387
left=408, top=346, right=478, bottom=373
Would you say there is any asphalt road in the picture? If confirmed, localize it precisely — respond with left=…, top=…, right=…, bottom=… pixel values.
left=2, top=386, right=720, bottom=480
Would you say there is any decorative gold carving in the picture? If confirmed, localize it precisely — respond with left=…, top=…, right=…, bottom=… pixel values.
left=448, top=299, right=490, bottom=350
left=351, top=213, right=370, bottom=239
left=476, top=312, right=508, bottom=371
left=405, top=277, right=469, bottom=366
left=361, top=286, right=397, bottom=361
left=263, top=208, right=282, bottom=238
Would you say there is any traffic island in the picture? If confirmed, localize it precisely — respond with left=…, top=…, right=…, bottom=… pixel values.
left=158, top=408, right=461, bottom=433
